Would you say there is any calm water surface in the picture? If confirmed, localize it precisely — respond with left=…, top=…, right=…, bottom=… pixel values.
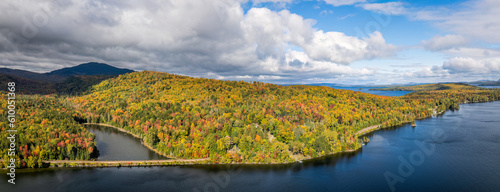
left=86, top=125, right=167, bottom=161
left=327, top=86, right=412, bottom=97
left=2, top=101, right=499, bottom=192
left=479, top=86, right=500, bottom=89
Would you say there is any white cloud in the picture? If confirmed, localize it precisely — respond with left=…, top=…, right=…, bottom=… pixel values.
left=399, top=0, right=500, bottom=80
left=206, top=72, right=226, bottom=80
left=0, top=0, right=396, bottom=84
left=251, top=0, right=293, bottom=3
left=442, top=47, right=500, bottom=59
left=284, top=50, right=374, bottom=75
left=443, top=57, right=500, bottom=74
left=339, top=13, right=355, bottom=20
left=235, top=75, right=252, bottom=79
left=421, top=34, right=467, bottom=51
left=323, top=0, right=366, bottom=7
left=413, top=0, right=500, bottom=44
left=356, top=2, right=407, bottom=15
left=319, top=10, right=334, bottom=16
left=258, top=75, right=283, bottom=80
left=302, top=31, right=396, bottom=64
left=411, top=66, right=449, bottom=78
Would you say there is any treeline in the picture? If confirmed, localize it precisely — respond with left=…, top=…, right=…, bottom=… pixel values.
left=70, top=71, right=454, bottom=163
left=0, top=95, right=98, bottom=168
left=371, top=83, right=483, bottom=91
left=403, top=89, right=500, bottom=112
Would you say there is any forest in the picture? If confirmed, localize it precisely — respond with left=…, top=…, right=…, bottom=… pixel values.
left=1, top=71, right=499, bottom=167
left=370, top=83, right=483, bottom=91
left=0, top=95, right=98, bottom=168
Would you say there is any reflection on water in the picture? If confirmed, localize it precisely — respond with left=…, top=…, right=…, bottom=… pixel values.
left=86, top=125, right=167, bottom=161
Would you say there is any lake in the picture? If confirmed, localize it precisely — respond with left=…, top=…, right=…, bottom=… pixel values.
left=2, top=101, right=500, bottom=192
left=327, top=86, right=412, bottom=97
left=479, top=86, right=500, bottom=89
left=288, top=84, right=412, bottom=96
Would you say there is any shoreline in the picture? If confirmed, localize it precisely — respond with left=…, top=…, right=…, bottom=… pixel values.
left=85, top=122, right=365, bottom=165
left=83, top=123, right=175, bottom=159
left=43, top=158, right=209, bottom=168
left=66, top=105, right=459, bottom=167
left=4, top=101, right=494, bottom=170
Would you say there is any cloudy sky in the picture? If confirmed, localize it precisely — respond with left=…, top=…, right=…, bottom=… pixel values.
left=1, top=0, right=499, bottom=85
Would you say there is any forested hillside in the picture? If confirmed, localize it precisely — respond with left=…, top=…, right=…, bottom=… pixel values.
left=371, top=83, right=483, bottom=91
left=0, top=96, right=98, bottom=168
left=69, top=71, right=461, bottom=163
left=2, top=71, right=499, bottom=167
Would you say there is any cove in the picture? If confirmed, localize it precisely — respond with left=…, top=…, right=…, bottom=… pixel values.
left=86, top=124, right=167, bottom=161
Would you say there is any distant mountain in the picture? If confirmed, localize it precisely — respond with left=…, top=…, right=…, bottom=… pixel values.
left=48, top=62, right=134, bottom=77
left=0, top=62, right=134, bottom=83
left=467, top=79, right=500, bottom=86
left=478, top=81, right=500, bottom=86
left=0, top=68, right=55, bottom=82
left=0, top=62, right=134, bottom=94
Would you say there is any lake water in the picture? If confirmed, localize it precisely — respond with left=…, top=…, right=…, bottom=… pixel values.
left=86, top=125, right=167, bottom=161
left=325, top=86, right=412, bottom=97
left=2, top=101, right=500, bottom=192
left=479, top=86, right=500, bottom=89
left=288, top=84, right=412, bottom=96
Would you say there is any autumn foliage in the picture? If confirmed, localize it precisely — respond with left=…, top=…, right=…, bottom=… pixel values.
left=69, top=71, right=500, bottom=163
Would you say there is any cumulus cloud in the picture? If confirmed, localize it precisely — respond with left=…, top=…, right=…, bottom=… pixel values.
left=0, top=0, right=396, bottom=84
left=284, top=50, right=373, bottom=75
left=356, top=2, right=407, bottom=15
left=302, top=31, right=396, bottom=64
left=411, top=66, right=449, bottom=78
left=443, top=57, right=500, bottom=74
left=421, top=34, right=467, bottom=51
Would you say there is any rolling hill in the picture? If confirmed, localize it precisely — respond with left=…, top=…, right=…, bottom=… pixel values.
left=1, top=70, right=499, bottom=167
left=370, top=83, right=484, bottom=91
left=0, top=62, right=134, bottom=83
left=70, top=71, right=500, bottom=163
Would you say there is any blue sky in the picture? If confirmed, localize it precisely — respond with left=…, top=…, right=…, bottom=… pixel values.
left=1, top=0, right=499, bottom=85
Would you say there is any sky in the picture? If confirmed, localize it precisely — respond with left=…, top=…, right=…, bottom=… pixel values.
left=0, top=0, right=499, bottom=85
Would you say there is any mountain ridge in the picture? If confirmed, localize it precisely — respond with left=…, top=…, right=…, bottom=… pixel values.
left=0, top=62, right=134, bottom=95
left=0, top=62, right=134, bottom=83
